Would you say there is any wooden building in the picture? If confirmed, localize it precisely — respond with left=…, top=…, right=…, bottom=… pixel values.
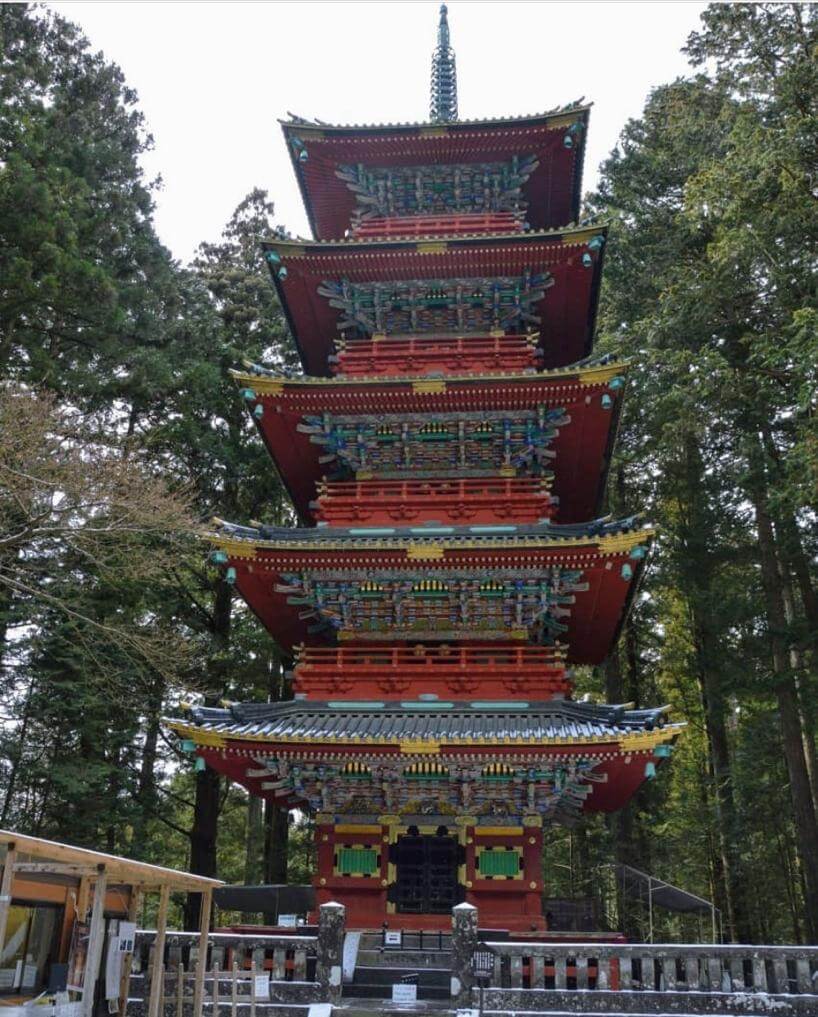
left=168, top=5, right=682, bottom=933
left=0, top=831, right=221, bottom=1015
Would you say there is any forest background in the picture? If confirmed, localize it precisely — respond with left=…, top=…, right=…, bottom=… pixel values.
left=0, top=2, right=816, bottom=943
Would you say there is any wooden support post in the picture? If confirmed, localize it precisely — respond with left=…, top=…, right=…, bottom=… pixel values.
left=147, top=885, right=171, bottom=1017
left=77, top=876, right=90, bottom=923
left=119, top=889, right=143, bottom=1017
left=176, top=961, right=185, bottom=1017
left=192, top=888, right=212, bottom=1017
left=82, top=866, right=109, bottom=1017
left=249, top=960, right=257, bottom=1017
left=230, top=961, right=238, bottom=1017
left=212, top=962, right=220, bottom=1017
left=0, top=843, right=17, bottom=962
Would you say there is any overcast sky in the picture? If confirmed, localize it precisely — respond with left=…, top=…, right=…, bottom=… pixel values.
left=55, top=1, right=707, bottom=262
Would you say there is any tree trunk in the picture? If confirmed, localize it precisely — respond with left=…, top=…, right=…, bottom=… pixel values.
left=245, top=795, right=265, bottom=884
left=753, top=476, right=818, bottom=941
left=184, top=578, right=232, bottom=929
left=262, top=803, right=289, bottom=925
left=675, top=433, right=749, bottom=940
left=690, top=607, right=748, bottom=941
left=779, top=564, right=818, bottom=811
left=184, top=765, right=221, bottom=929
left=604, top=647, right=649, bottom=938
left=132, top=676, right=164, bottom=857
left=0, top=681, right=32, bottom=826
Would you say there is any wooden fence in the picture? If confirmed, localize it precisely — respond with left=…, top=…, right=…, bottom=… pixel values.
left=131, top=931, right=319, bottom=1014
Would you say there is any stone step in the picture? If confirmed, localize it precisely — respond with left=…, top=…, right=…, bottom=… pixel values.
left=356, top=949, right=451, bottom=969
left=346, top=963, right=451, bottom=1003
left=351, top=965, right=449, bottom=989
left=335, top=1001, right=454, bottom=1016
left=342, top=983, right=451, bottom=1002
left=358, top=933, right=452, bottom=953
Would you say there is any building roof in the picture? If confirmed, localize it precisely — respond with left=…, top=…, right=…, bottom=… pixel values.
left=0, top=829, right=223, bottom=891
left=213, top=514, right=645, bottom=548
left=262, top=226, right=606, bottom=376
left=171, top=697, right=675, bottom=750
left=280, top=105, right=591, bottom=241
left=233, top=356, right=625, bottom=525
left=207, top=517, right=652, bottom=662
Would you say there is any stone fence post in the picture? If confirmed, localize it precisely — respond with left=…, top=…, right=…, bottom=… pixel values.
left=451, top=901, right=478, bottom=1007
left=316, top=901, right=345, bottom=1003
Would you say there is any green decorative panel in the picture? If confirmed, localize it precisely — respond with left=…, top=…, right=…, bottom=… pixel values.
left=299, top=406, right=568, bottom=478
left=318, top=271, right=551, bottom=337
left=336, top=155, right=538, bottom=220
left=478, top=849, right=520, bottom=877
left=337, top=847, right=379, bottom=876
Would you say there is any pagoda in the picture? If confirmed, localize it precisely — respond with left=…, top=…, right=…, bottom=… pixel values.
left=169, top=5, right=681, bottom=933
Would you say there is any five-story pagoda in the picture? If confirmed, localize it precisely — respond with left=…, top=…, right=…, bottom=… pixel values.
left=169, top=5, right=681, bottom=933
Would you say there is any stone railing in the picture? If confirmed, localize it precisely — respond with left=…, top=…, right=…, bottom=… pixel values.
left=480, top=941, right=818, bottom=993
left=464, top=940, right=818, bottom=1015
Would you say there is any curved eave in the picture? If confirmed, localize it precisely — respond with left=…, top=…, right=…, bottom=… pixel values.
left=279, top=104, right=593, bottom=135
left=262, top=226, right=608, bottom=377
left=280, top=106, right=592, bottom=241
left=231, top=355, right=626, bottom=394
left=208, top=523, right=654, bottom=557
left=262, top=222, right=604, bottom=254
left=168, top=716, right=682, bottom=755
left=202, top=523, right=654, bottom=660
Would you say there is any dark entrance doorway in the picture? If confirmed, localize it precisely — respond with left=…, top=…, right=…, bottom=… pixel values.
left=393, top=832, right=461, bottom=913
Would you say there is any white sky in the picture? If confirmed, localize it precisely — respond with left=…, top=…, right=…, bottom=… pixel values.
left=54, top=1, right=707, bottom=263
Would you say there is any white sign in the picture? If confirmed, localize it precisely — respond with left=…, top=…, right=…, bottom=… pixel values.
left=384, top=930, right=402, bottom=947
left=253, top=974, right=271, bottom=1000
left=391, top=983, right=418, bottom=1003
left=118, top=922, right=136, bottom=953
left=278, top=914, right=298, bottom=928
left=105, top=935, right=123, bottom=1000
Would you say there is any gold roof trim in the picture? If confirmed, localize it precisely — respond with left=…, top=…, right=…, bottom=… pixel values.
left=261, top=221, right=607, bottom=255
left=231, top=358, right=627, bottom=395
left=166, top=717, right=684, bottom=752
left=278, top=104, right=592, bottom=134
left=206, top=526, right=654, bottom=558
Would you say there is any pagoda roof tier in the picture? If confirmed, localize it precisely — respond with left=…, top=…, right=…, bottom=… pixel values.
left=291, top=642, right=571, bottom=700
left=280, top=106, right=591, bottom=240
left=262, top=226, right=606, bottom=376
left=208, top=516, right=652, bottom=662
left=234, top=358, right=626, bottom=524
left=168, top=697, right=681, bottom=818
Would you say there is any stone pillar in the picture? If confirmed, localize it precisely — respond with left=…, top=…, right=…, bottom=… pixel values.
left=317, top=901, right=345, bottom=1003
left=451, top=901, right=478, bottom=1007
